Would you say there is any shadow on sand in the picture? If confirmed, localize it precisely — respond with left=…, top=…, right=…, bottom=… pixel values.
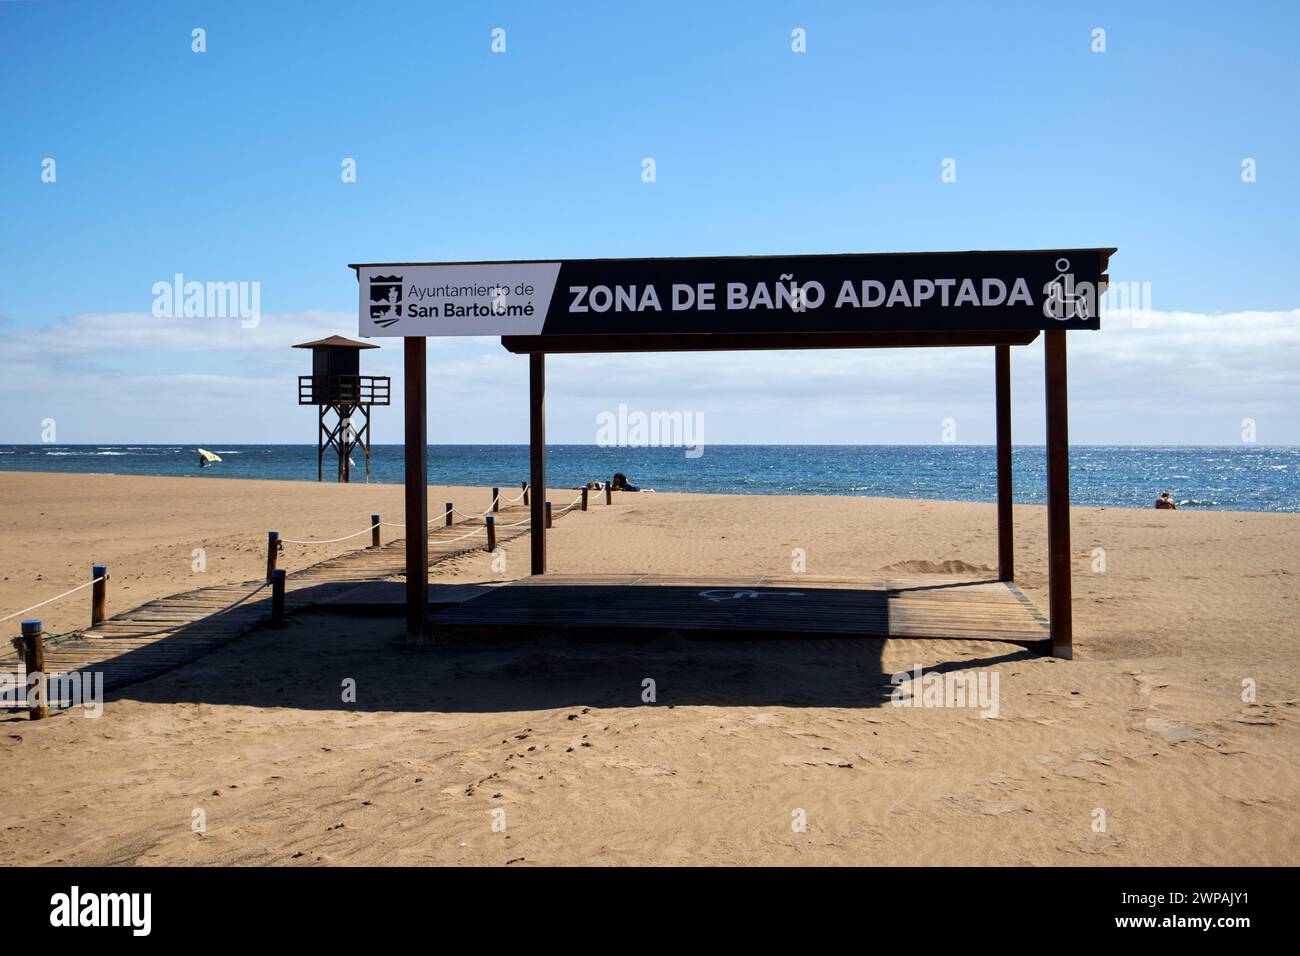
left=99, top=581, right=1035, bottom=714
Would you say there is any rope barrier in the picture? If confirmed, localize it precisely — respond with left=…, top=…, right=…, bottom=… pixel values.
left=556, top=492, right=586, bottom=514
left=389, top=491, right=583, bottom=540
left=433, top=525, right=487, bottom=545
left=494, top=515, right=535, bottom=529
left=450, top=492, right=501, bottom=519
left=9, top=627, right=90, bottom=659
left=1, top=576, right=106, bottom=624
left=2, top=483, right=570, bottom=629
left=472, top=492, right=583, bottom=539
left=286, top=486, right=513, bottom=542
left=279, top=522, right=381, bottom=546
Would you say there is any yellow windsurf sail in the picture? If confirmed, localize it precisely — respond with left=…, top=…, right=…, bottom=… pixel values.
left=197, top=448, right=222, bottom=463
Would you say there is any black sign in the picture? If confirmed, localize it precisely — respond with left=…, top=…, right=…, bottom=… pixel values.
left=354, top=248, right=1113, bottom=337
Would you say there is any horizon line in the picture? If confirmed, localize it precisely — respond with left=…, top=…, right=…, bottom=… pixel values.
left=2, top=442, right=1296, bottom=450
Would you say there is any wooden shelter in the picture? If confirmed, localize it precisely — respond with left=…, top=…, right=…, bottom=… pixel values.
left=351, top=248, right=1113, bottom=659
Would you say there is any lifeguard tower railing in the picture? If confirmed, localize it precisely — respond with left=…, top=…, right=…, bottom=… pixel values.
left=298, top=375, right=391, bottom=406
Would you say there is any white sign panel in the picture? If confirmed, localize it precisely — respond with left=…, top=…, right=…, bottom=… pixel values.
left=358, top=263, right=560, bottom=337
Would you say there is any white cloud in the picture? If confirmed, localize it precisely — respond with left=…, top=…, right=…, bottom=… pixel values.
left=0, top=308, right=1295, bottom=444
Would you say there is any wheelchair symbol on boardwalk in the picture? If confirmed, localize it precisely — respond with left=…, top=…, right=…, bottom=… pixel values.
left=699, top=589, right=805, bottom=603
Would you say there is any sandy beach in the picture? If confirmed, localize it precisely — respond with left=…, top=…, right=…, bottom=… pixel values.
left=1, top=471, right=1297, bottom=866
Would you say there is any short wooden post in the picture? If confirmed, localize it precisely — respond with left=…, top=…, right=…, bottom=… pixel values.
left=271, top=568, right=286, bottom=626
left=492, top=487, right=500, bottom=513
left=266, top=531, right=279, bottom=582
left=522, top=481, right=529, bottom=505
left=544, top=501, right=553, bottom=529
left=605, top=485, right=612, bottom=505
left=581, top=487, right=589, bottom=512
left=371, top=514, right=381, bottom=548
left=91, top=564, right=107, bottom=626
left=485, top=515, right=496, bottom=552
left=22, top=620, right=46, bottom=720
left=445, top=502, right=453, bottom=527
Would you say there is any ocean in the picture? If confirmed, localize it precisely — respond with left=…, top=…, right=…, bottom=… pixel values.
left=1, top=444, right=1295, bottom=513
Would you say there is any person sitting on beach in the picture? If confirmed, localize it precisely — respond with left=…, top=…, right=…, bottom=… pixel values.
left=605, top=470, right=650, bottom=494
left=1155, top=491, right=1178, bottom=510
left=610, top=472, right=654, bottom=493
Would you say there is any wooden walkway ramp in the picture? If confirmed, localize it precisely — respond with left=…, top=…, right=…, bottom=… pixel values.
left=4, top=501, right=1051, bottom=711
left=1, top=500, right=553, bottom=699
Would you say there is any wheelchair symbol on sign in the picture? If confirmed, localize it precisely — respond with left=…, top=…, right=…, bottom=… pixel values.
left=699, top=589, right=805, bottom=603
left=1043, top=257, right=1092, bottom=321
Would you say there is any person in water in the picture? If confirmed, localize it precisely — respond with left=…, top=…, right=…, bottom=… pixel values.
left=1155, top=490, right=1178, bottom=510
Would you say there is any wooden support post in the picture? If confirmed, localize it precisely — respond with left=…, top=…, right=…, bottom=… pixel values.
left=445, top=502, right=453, bottom=527
left=363, top=407, right=372, bottom=483
left=485, top=515, right=496, bottom=553
left=492, top=487, right=500, bottom=513
left=529, top=352, right=546, bottom=575
left=91, top=563, right=107, bottom=626
left=371, top=515, right=381, bottom=549
left=22, top=619, right=46, bottom=720
left=522, top=481, right=529, bottom=506
left=995, top=345, right=1014, bottom=582
left=1044, top=331, right=1073, bottom=659
left=266, top=531, right=279, bottom=582
left=271, top=568, right=286, bottom=626
left=605, top=485, right=612, bottom=505
left=341, top=412, right=351, bottom=484
left=404, top=337, right=429, bottom=644
left=581, top=487, right=589, bottom=512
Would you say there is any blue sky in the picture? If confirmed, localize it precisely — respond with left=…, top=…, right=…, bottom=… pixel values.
left=1, top=1, right=1296, bottom=444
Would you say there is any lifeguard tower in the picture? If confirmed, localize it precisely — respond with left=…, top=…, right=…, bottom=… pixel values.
left=294, top=335, right=390, bottom=482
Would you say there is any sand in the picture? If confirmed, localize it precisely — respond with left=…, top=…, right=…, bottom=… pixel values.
left=1, top=471, right=1297, bottom=865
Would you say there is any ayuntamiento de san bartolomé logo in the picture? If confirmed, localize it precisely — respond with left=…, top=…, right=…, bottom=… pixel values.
left=369, top=275, right=403, bottom=327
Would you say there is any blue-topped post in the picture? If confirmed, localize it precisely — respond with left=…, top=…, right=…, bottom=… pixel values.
left=91, top=563, right=108, bottom=626
left=266, top=531, right=279, bottom=581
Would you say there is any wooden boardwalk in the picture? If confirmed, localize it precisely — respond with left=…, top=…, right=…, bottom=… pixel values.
left=4, top=504, right=1051, bottom=711
left=430, top=573, right=1050, bottom=649
left=1, top=500, right=553, bottom=699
